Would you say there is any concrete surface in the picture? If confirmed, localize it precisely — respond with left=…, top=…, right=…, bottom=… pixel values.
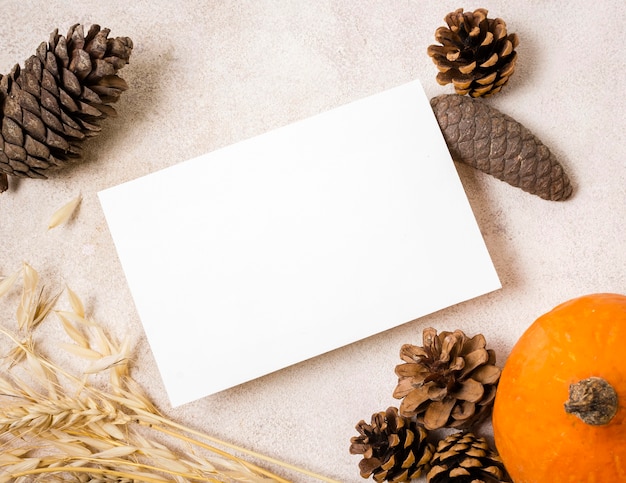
left=0, top=1, right=624, bottom=481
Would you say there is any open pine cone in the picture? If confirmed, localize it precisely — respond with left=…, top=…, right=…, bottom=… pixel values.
left=393, top=328, right=501, bottom=430
left=350, top=407, right=435, bottom=482
left=427, top=432, right=511, bottom=483
left=0, top=24, right=133, bottom=191
left=427, top=8, right=519, bottom=97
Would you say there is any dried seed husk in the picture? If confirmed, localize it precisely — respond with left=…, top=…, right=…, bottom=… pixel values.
left=47, top=194, right=81, bottom=229
left=0, top=270, right=20, bottom=298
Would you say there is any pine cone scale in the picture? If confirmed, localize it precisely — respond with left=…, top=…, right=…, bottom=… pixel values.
left=398, top=385, right=431, bottom=413
left=59, top=89, right=78, bottom=112
left=394, top=362, right=424, bottom=378
left=451, top=400, right=476, bottom=420
left=459, top=349, right=489, bottom=377
left=3, top=116, right=22, bottom=144
left=427, top=385, right=447, bottom=401
left=40, top=69, right=56, bottom=96
left=54, top=39, right=68, bottom=66
left=4, top=95, right=22, bottom=125
left=16, top=89, right=39, bottom=115
left=480, top=53, right=498, bottom=68
left=453, top=378, right=485, bottom=403
left=480, top=30, right=494, bottom=47
left=24, top=135, right=49, bottom=159
left=472, top=364, right=502, bottom=385
left=70, top=50, right=92, bottom=78
left=400, top=343, right=429, bottom=362
left=24, top=109, right=47, bottom=140
left=80, top=86, right=101, bottom=104
left=423, top=397, right=455, bottom=430
left=359, top=457, right=382, bottom=475
left=476, top=71, right=497, bottom=86
left=61, top=68, right=81, bottom=96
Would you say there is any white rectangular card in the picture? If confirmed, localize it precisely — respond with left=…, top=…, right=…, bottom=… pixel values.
left=99, top=80, right=500, bottom=407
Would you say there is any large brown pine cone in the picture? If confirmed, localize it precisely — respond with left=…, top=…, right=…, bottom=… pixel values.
left=431, top=94, right=573, bottom=201
left=393, top=328, right=501, bottom=430
left=0, top=24, right=132, bottom=190
left=427, top=8, right=519, bottom=98
left=350, top=407, right=435, bottom=482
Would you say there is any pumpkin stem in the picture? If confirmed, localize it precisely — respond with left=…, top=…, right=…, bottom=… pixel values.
left=564, top=377, right=618, bottom=425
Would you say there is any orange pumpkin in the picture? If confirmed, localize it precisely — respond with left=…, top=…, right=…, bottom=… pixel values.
left=492, top=293, right=626, bottom=482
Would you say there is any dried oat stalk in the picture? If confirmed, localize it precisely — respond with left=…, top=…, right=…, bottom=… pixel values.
left=431, top=94, right=573, bottom=201
left=0, top=263, right=339, bottom=483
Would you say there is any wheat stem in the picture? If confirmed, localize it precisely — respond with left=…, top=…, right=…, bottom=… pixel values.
left=0, top=280, right=340, bottom=483
left=142, top=421, right=292, bottom=483
left=139, top=415, right=341, bottom=483
left=41, top=455, right=221, bottom=482
left=6, top=464, right=178, bottom=482
left=0, top=332, right=291, bottom=482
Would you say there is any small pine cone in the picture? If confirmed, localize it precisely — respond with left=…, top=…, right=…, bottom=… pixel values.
left=350, top=407, right=435, bottom=482
left=431, top=94, right=573, bottom=201
left=393, top=328, right=501, bottom=430
left=427, top=8, right=519, bottom=98
left=427, top=432, right=511, bottom=483
left=0, top=24, right=132, bottom=188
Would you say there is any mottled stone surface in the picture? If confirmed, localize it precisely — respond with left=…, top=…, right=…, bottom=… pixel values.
left=0, top=2, right=624, bottom=481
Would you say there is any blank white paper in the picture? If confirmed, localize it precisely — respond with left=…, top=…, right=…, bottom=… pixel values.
left=98, top=80, right=501, bottom=407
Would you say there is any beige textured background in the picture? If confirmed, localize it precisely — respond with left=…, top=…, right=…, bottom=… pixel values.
left=0, top=1, right=624, bottom=481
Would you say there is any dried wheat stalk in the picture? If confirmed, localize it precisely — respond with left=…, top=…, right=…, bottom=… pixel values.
left=0, top=263, right=339, bottom=483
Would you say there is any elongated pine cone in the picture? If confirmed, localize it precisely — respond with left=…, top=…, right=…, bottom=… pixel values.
left=393, top=328, right=501, bottom=430
left=0, top=24, right=133, bottom=191
left=350, top=407, right=435, bottom=482
left=431, top=94, right=573, bottom=201
left=427, top=432, right=511, bottom=483
left=427, top=8, right=518, bottom=98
